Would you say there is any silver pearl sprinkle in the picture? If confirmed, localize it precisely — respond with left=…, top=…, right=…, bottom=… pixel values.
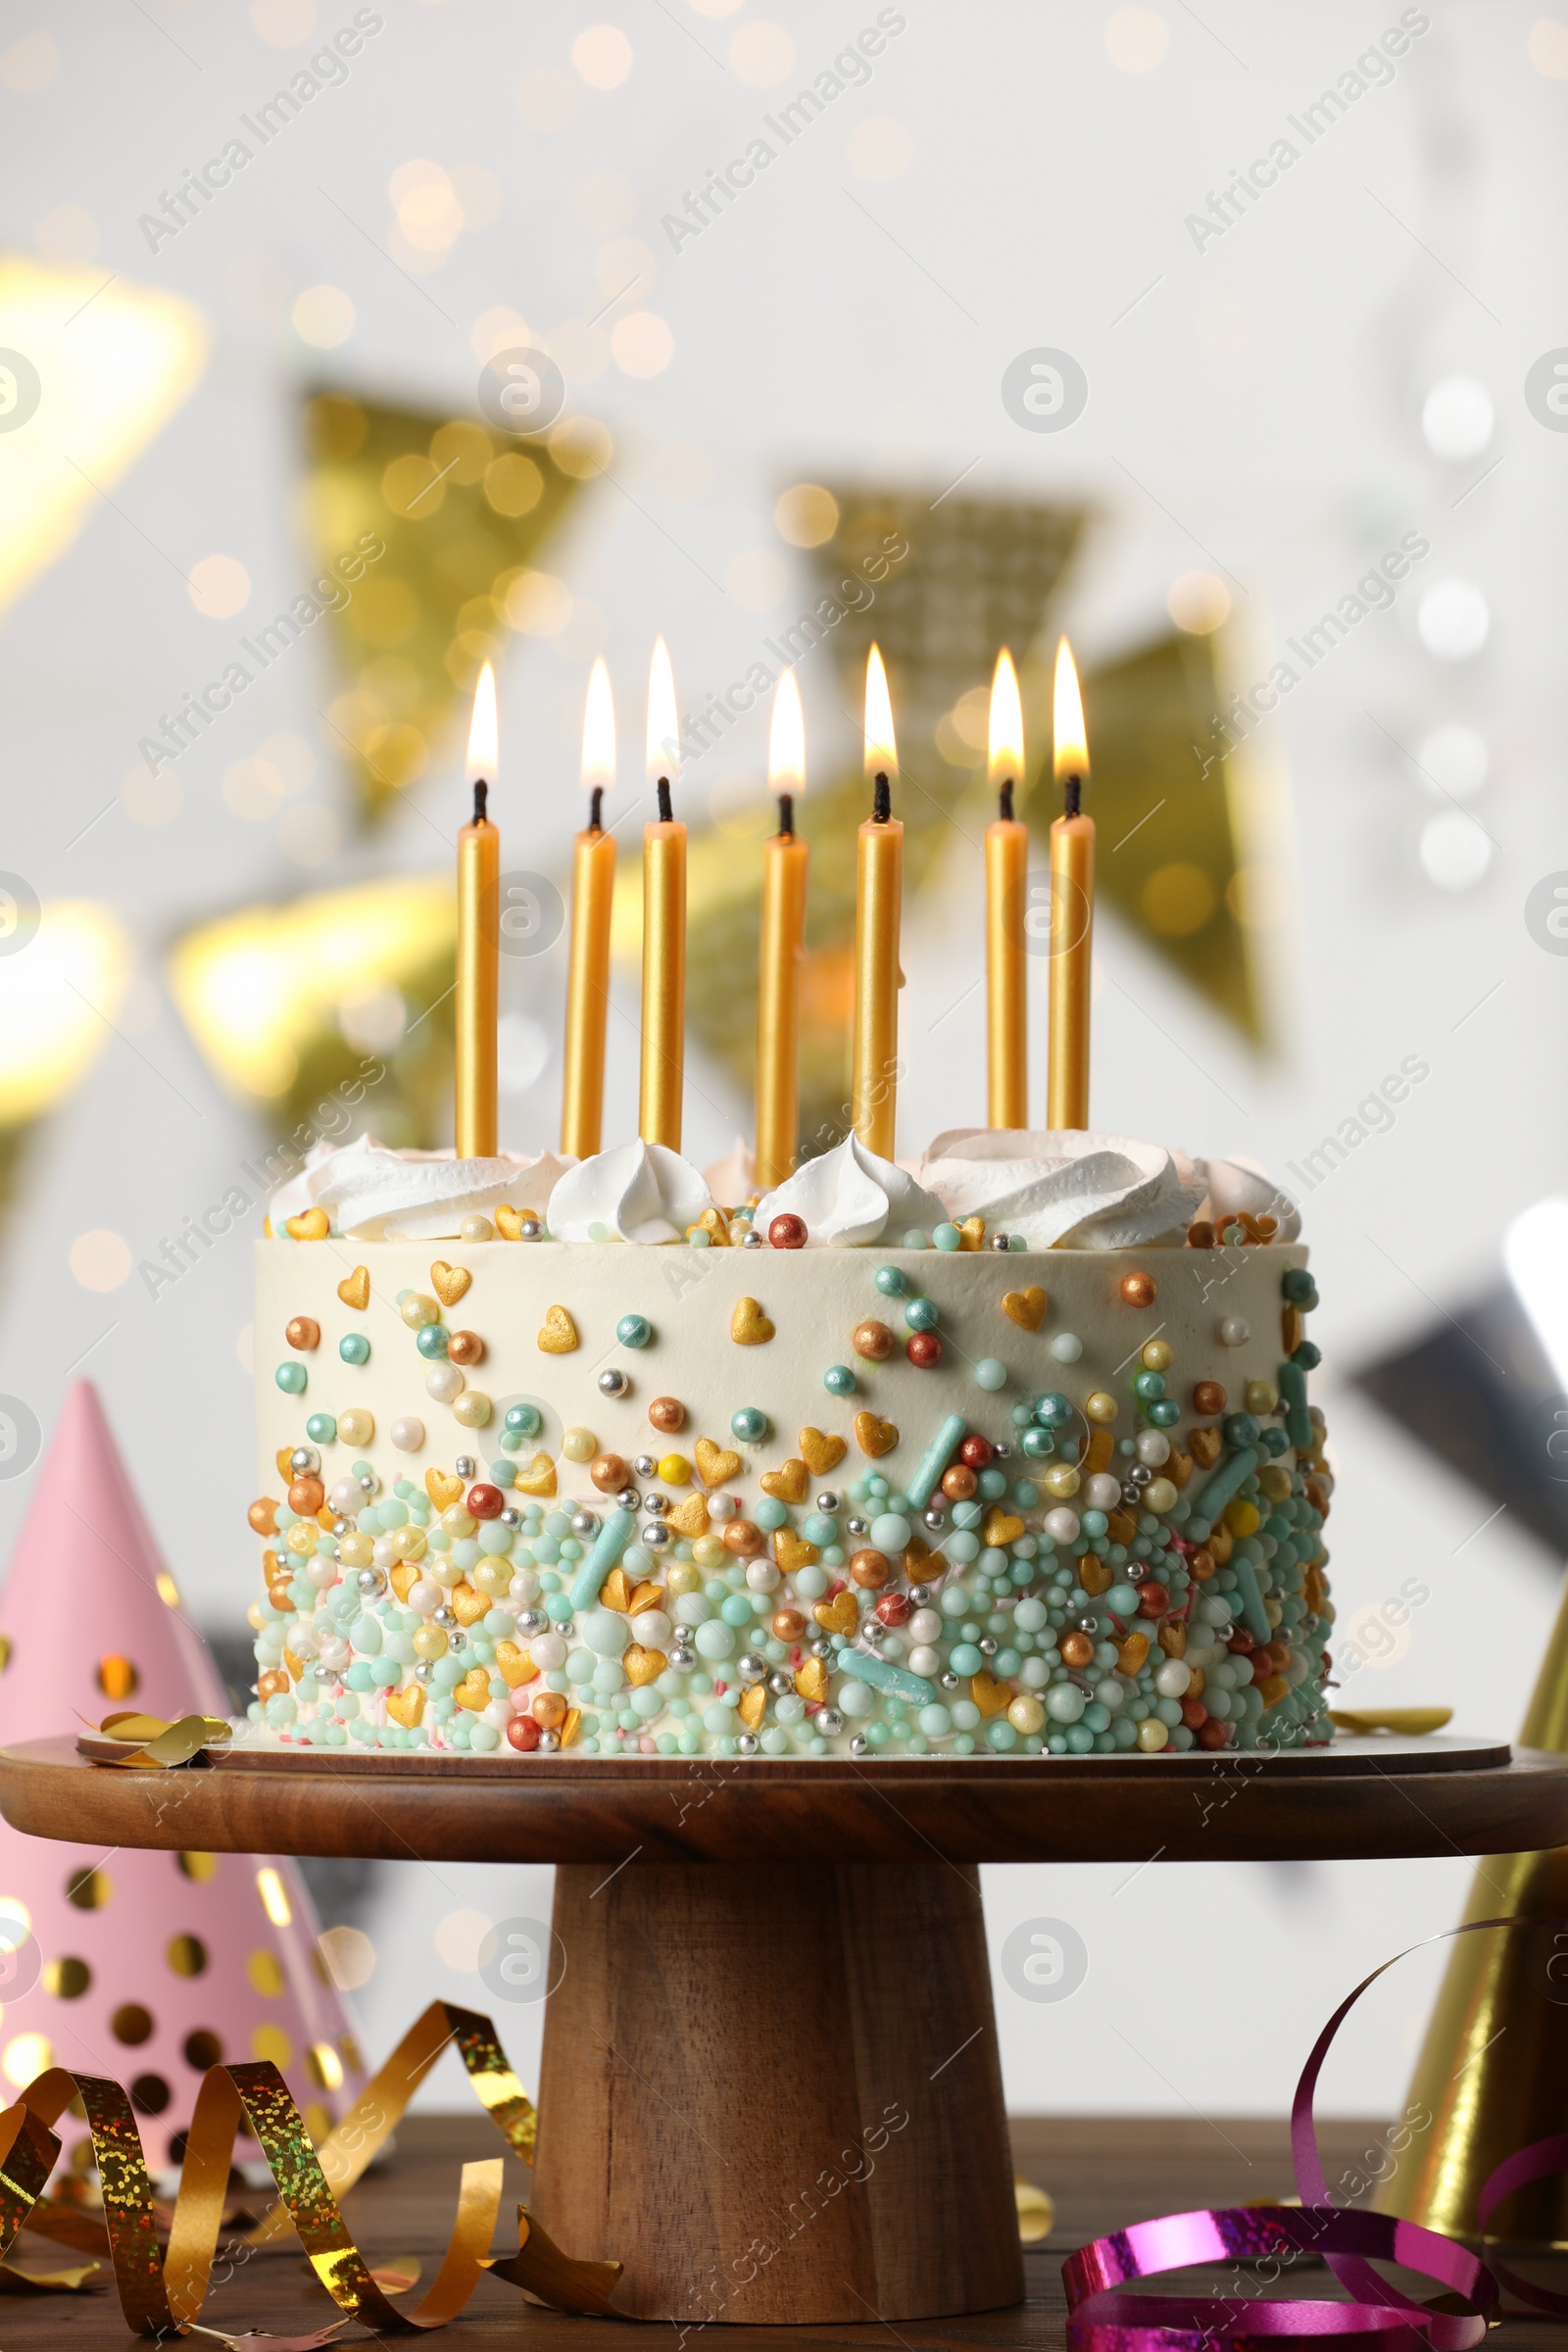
left=816, top=1708, right=844, bottom=1737
left=741, top=1228, right=763, bottom=1249
left=456, top=1456, right=477, bottom=1479
left=909, top=1584, right=932, bottom=1605
left=939, top=1670, right=959, bottom=1690
left=642, top=1521, right=670, bottom=1550
left=808, top=1636, right=833, bottom=1660
left=415, top=1660, right=436, bottom=1685
left=1077, top=1614, right=1101, bottom=1635
left=633, top=1454, right=658, bottom=1479
left=358, top=1472, right=379, bottom=1495
left=737, top=1653, right=766, bottom=1686
left=862, top=1620, right=887, bottom=1643
left=923, top=1507, right=947, bottom=1531
left=615, top=1486, right=642, bottom=1511
left=990, top=1233, right=1010, bottom=1252
left=1130, top=1463, right=1152, bottom=1488
left=979, top=1636, right=999, bottom=1656
left=433, top=1606, right=456, bottom=1628
left=516, top=1609, right=548, bottom=1637
left=448, top=1630, right=467, bottom=1653
left=517, top=1216, right=543, bottom=1242
left=290, top=1446, right=320, bottom=1474
left=737, top=1732, right=760, bottom=1755
left=816, top=1491, right=841, bottom=1513
left=501, top=1507, right=521, bottom=1530
left=846, top=1516, right=869, bottom=1539
left=849, top=1733, right=869, bottom=1757
left=994, top=1442, right=1013, bottom=1459
left=767, top=1669, right=793, bottom=1696
left=1121, top=1485, right=1142, bottom=1508
left=598, top=1367, right=630, bottom=1398
left=645, top=1493, right=669, bottom=1517
left=357, top=1567, right=386, bottom=1596
left=537, top=1727, right=560, bottom=1750
left=570, top=1508, right=598, bottom=1537
left=331, top=1517, right=354, bottom=1538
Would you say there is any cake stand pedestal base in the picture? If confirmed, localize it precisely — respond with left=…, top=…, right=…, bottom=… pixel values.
left=534, top=1861, right=1022, bottom=2324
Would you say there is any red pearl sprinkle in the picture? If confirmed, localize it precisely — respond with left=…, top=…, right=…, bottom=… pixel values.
left=1180, top=1696, right=1208, bottom=1731
left=466, top=1484, right=505, bottom=1520
left=768, top=1213, right=808, bottom=1249
left=506, top=1716, right=540, bottom=1752
left=875, top=1592, right=911, bottom=1626
left=1226, top=1628, right=1256, bottom=1653
left=1135, top=1581, right=1168, bottom=1618
left=906, top=1332, right=942, bottom=1368
left=1197, top=1717, right=1231, bottom=1749
left=957, top=1435, right=994, bottom=1469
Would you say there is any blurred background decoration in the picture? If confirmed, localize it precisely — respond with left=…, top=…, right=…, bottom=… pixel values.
left=0, top=258, right=207, bottom=621
left=302, top=390, right=599, bottom=821
left=168, top=874, right=456, bottom=1151
left=0, top=900, right=129, bottom=1214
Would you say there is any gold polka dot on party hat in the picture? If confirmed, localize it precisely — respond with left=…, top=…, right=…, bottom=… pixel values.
left=42, top=1956, right=89, bottom=1998
left=166, top=1933, right=207, bottom=1978
left=251, top=2023, right=292, bottom=2069
left=248, top=1948, right=285, bottom=1996
left=67, top=1867, right=111, bottom=1910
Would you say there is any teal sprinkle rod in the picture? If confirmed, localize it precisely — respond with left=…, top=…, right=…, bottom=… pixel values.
left=1230, top=1555, right=1273, bottom=1645
left=1278, top=1359, right=1312, bottom=1453
left=906, top=1413, right=967, bottom=1508
left=1186, top=1444, right=1258, bottom=1527
left=569, top=1507, right=636, bottom=1612
left=835, top=1645, right=935, bottom=1707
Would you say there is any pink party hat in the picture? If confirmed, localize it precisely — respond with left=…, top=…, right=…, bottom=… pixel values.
left=0, top=1381, right=367, bottom=2169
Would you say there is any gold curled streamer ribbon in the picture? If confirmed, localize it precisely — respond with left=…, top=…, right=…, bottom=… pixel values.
left=0, top=2000, right=620, bottom=2337
left=77, top=1712, right=234, bottom=1768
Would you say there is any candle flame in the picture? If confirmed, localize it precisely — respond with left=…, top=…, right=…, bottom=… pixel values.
left=988, top=647, right=1023, bottom=788
left=768, top=666, right=805, bottom=796
left=466, top=661, right=498, bottom=783
left=1053, top=636, right=1088, bottom=783
left=646, top=636, right=678, bottom=782
left=863, top=642, right=896, bottom=779
left=581, top=657, right=615, bottom=794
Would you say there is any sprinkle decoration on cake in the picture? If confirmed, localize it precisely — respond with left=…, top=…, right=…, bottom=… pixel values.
left=245, top=1130, right=1332, bottom=1763
left=241, top=643, right=1333, bottom=1764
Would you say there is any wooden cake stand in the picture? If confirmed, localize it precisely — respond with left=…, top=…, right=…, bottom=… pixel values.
left=2, top=1734, right=1564, bottom=2327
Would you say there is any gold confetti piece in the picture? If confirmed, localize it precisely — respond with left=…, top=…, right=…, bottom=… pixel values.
left=1328, top=1706, right=1452, bottom=1738
left=1014, top=2179, right=1054, bottom=2243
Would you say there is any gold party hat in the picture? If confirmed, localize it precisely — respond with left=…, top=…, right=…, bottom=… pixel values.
left=1374, top=1579, right=1568, bottom=2243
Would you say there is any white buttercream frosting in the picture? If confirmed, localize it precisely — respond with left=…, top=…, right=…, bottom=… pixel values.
left=546, top=1140, right=714, bottom=1244
left=704, top=1136, right=756, bottom=1208
left=753, top=1133, right=950, bottom=1248
left=269, top=1134, right=572, bottom=1242
left=918, top=1128, right=1206, bottom=1250
left=1198, top=1154, right=1301, bottom=1242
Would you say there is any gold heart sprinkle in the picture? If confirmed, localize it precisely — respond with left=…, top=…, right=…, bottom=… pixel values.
left=1001, top=1286, right=1048, bottom=1331
left=798, top=1427, right=847, bottom=1476
left=386, top=1686, right=424, bottom=1728
left=812, top=1591, right=856, bottom=1635
left=775, top=1530, right=820, bottom=1574
left=1115, top=1631, right=1151, bottom=1676
left=970, top=1671, right=1012, bottom=1719
left=512, top=1453, right=558, bottom=1498
left=424, top=1469, right=464, bottom=1511
left=665, top=1493, right=710, bottom=1537
left=495, top=1204, right=526, bottom=1240
left=730, top=1296, right=775, bottom=1345
left=623, top=1644, right=667, bottom=1688
left=737, top=1684, right=766, bottom=1731
left=794, top=1657, right=829, bottom=1702
left=284, top=1207, right=329, bottom=1240
left=854, top=1410, right=899, bottom=1459
left=274, top=1446, right=295, bottom=1485
left=494, top=1641, right=535, bottom=1690
left=1190, top=1428, right=1223, bottom=1468
left=451, top=1583, right=488, bottom=1627
left=390, top=1561, right=419, bottom=1604
left=957, top=1215, right=986, bottom=1250
left=981, top=1507, right=1025, bottom=1547
left=430, top=1260, right=471, bottom=1307
left=904, top=1534, right=948, bottom=1582
left=337, top=1265, right=370, bottom=1310
left=694, top=1437, right=743, bottom=1489
left=600, top=1567, right=634, bottom=1614
left=628, top=1581, right=665, bottom=1615
left=538, top=1304, right=579, bottom=1353
left=453, top=1667, right=491, bottom=1712
left=760, top=1458, right=808, bottom=1503
left=560, top=1706, right=582, bottom=1748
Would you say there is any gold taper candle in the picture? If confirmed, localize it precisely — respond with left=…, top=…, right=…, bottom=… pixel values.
left=455, top=661, right=499, bottom=1158
left=985, top=647, right=1028, bottom=1129
left=561, top=658, right=616, bottom=1159
left=756, top=667, right=809, bottom=1191
left=852, top=644, right=903, bottom=1158
left=1047, top=636, right=1094, bottom=1131
left=639, top=637, right=686, bottom=1151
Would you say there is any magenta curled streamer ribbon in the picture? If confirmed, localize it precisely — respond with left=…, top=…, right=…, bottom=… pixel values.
left=1064, top=1913, right=1568, bottom=2352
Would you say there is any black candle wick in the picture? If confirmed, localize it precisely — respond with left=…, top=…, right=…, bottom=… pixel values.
left=872, top=772, right=891, bottom=824
left=777, top=793, right=795, bottom=838
left=998, top=778, right=1014, bottom=823
left=588, top=785, right=604, bottom=833
left=1063, top=774, right=1082, bottom=818
left=471, top=779, right=488, bottom=823
left=656, top=776, right=673, bottom=823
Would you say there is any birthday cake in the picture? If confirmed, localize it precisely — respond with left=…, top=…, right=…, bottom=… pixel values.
left=243, top=1127, right=1334, bottom=1761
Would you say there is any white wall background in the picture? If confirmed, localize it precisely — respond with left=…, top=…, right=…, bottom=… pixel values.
left=2, top=0, right=1566, bottom=2117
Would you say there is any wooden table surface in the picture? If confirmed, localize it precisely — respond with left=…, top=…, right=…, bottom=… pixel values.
left=6, top=2114, right=1565, bottom=2348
